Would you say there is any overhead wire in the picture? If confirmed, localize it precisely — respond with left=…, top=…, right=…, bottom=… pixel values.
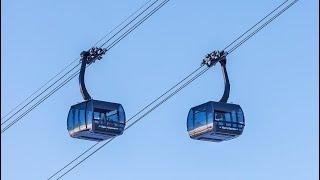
left=0, top=59, right=80, bottom=124
left=93, top=0, right=153, bottom=47
left=99, top=0, right=161, bottom=48
left=47, top=0, right=300, bottom=179
left=1, top=0, right=169, bottom=133
left=1, top=62, right=80, bottom=131
left=226, top=0, right=299, bottom=54
left=1, top=68, right=80, bottom=133
left=104, top=0, right=170, bottom=50
left=222, top=0, right=290, bottom=52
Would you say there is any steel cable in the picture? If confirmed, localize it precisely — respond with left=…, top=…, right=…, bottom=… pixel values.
left=222, top=0, right=290, bottom=51
left=105, top=0, right=170, bottom=51
left=0, top=59, right=80, bottom=124
left=226, top=0, right=299, bottom=54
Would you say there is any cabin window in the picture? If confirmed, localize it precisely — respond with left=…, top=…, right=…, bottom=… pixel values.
left=225, top=113, right=231, bottom=127
left=231, top=111, right=238, bottom=127
left=231, top=111, right=237, bottom=122
left=207, top=111, right=213, bottom=124
left=79, top=109, right=86, bottom=128
left=215, top=111, right=225, bottom=126
left=67, top=109, right=74, bottom=130
left=86, top=111, right=92, bottom=125
left=187, top=110, right=194, bottom=131
left=74, top=109, right=79, bottom=129
left=194, top=110, right=206, bottom=128
left=107, top=110, right=118, bottom=122
left=225, top=113, right=231, bottom=122
left=83, top=102, right=91, bottom=126
left=237, top=109, right=244, bottom=124
left=118, top=106, right=125, bottom=123
left=214, top=111, right=235, bottom=127
left=94, top=112, right=101, bottom=120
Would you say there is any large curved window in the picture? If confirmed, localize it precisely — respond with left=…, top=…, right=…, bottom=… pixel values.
left=231, top=111, right=238, bottom=127
left=79, top=109, right=86, bottom=129
left=86, top=108, right=92, bottom=126
left=94, top=112, right=101, bottom=120
left=74, top=109, right=79, bottom=129
left=118, top=106, right=125, bottom=124
left=107, top=110, right=118, bottom=123
left=67, top=109, right=74, bottom=131
left=215, top=111, right=234, bottom=127
left=215, top=111, right=225, bottom=126
left=194, top=110, right=206, bottom=129
left=207, top=111, right=213, bottom=124
left=237, top=109, right=244, bottom=128
left=225, top=113, right=231, bottom=127
left=187, top=110, right=194, bottom=131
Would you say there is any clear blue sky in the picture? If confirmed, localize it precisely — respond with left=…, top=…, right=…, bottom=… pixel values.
left=1, top=0, right=319, bottom=179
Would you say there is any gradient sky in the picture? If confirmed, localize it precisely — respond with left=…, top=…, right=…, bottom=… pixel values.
left=1, top=0, right=319, bottom=180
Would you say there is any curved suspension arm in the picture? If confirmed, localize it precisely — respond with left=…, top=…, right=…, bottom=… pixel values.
left=79, top=51, right=92, bottom=101
left=218, top=57, right=230, bottom=103
left=78, top=47, right=107, bottom=101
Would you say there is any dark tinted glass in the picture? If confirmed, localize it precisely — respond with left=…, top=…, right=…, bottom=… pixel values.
left=237, top=109, right=244, bottom=124
left=231, top=111, right=237, bottom=122
left=107, top=110, right=118, bottom=122
left=225, top=113, right=231, bottom=122
left=67, top=109, right=74, bottom=130
left=207, top=111, right=213, bottom=124
left=94, top=112, right=101, bottom=120
left=215, top=111, right=225, bottom=121
left=194, top=111, right=206, bottom=128
left=74, top=109, right=79, bottom=129
left=79, top=109, right=86, bottom=126
left=118, top=106, right=125, bottom=123
left=215, top=111, right=226, bottom=126
left=87, top=111, right=92, bottom=125
left=187, top=110, right=194, bottom=131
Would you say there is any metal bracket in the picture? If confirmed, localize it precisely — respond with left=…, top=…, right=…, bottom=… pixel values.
left=80, top=47, right=107, bottom=65
left=201, top=50, right=227, bottom=67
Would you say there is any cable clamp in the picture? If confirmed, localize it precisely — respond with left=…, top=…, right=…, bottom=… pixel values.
left=80, top=47, right=107, bottom=64
left=202, top=50, right=227, bottom=67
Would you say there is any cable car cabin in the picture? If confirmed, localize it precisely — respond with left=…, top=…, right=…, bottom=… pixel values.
left=67, top=99, right=126, bottom=141
left=187, top=101, right=245, bottom=142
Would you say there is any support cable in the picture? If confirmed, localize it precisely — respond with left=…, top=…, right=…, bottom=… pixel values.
left=104, top=0, right=170, bottom=50
left=226, top=0, right=299, bottom=54
left=0, top=59, right=79, bottom=124
left=1, top=62, right=80, bottom=128
left=222, top=0, right=290, bottom=51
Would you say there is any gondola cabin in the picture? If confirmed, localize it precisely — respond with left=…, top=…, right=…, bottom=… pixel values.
left=187, top=101, right=244, bottom=142
left=67, top=99, right=126, bottom=141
